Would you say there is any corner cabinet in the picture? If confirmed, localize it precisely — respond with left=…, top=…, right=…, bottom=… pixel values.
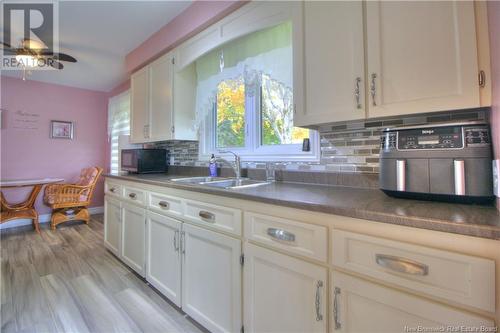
left=130, top=52, right=196, bottom=143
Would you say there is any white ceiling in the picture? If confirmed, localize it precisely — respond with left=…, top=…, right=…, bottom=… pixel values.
left=1, top=1, right=191, bottom=92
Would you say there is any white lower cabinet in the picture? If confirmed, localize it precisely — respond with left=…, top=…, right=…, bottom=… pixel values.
left=330, top=271, right=494, bottom=333
left=121, top=203, right=146, bottom=277
left=146, top=211, right=182, bottom=307
left=104, top=179, right=497, bottom=332
left=104, top=196, right=121, bottom=256
left=244, top=243, right=328, bottom=333
left=182, top=223, right=242, bottom=333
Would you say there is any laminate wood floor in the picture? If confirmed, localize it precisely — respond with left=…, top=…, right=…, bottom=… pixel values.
left=0, top=215, right=206, bottom=333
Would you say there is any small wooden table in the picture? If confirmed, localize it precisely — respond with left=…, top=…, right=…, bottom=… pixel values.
left=0, top=178, right=64, bottom=233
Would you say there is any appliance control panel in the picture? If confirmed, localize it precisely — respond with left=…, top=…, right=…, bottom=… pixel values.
left=381, top=124, right=490, bottom=151
left=464, top=127, right=490, bottom=147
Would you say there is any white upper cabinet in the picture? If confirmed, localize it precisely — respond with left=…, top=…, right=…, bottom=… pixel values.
left=296, top=0, right=486, bottom=126
left=130, top=66, right=150, bottom=142
left=295, top=1, right=365, bottom=126
left=366, top=0, right=480, bottom=118
left=149, top=54, right=174, bottom=142
left=130, top=52, right=196, bottom=143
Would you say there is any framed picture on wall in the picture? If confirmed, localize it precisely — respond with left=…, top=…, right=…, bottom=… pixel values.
left=50, top=120, right=74, bottom=139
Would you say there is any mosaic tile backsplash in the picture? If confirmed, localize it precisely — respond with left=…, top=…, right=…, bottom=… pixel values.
left=147, top=107, right=489, bottom=174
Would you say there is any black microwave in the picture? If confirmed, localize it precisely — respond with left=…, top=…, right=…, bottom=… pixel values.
left=121, top=149, right=168, bottom=174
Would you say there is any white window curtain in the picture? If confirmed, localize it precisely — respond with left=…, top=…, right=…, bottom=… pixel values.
left=108, top=90, right=130, bottom=173
left=194, top=21, right=319, bottom=161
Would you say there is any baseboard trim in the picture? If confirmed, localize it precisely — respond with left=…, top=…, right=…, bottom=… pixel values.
left=0, top=206, right=104, bottom=230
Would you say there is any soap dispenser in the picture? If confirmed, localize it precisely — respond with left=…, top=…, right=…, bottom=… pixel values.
left=209, top=154, right=217, bottom=177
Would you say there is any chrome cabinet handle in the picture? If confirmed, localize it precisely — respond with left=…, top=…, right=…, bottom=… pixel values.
left=354, top=77, right=362, bottom=109
left=173, top=230, right=179, bottom=252
left=128, top=193, right=137, bottom=199
left=453, top=160, right=465, bottom=196
left=158, top=201, right=169, bottom=209
left=199, top=211, right=215, bottom=222
left=333, top=287, right=341, bottom=329
left=479, top=70, right=486, bottom=88
left=375, top=254, right=429, bottom=276
left=370, top=73, right=377, bottom=106
left=109, top=187, right=116, bottom=193
left=180, top=231, right=185, bottom=254
left=315, top=281, right=323, bottom=321
left=267, top=228, right=296, bottom=242
left=396, top=160, right=406, bottom=192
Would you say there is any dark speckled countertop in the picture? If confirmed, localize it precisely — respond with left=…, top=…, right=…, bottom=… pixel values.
left=105, top=173, right=500, bottom=240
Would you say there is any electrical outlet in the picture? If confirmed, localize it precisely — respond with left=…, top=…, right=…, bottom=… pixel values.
left=493, top=160, right=500, bottom=197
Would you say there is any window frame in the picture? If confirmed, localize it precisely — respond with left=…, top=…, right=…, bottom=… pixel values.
left=108, top=90, right=131, bottom=173
left=199, top=75, right=319, bottom=162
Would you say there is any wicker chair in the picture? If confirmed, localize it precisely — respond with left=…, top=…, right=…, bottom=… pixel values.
left=44, top=167, right=103, bottom=230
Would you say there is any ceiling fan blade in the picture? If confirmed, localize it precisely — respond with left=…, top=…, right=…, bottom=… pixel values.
left=48, top=59, right=64, bottom=70
left=40, top=50, right=77, bottom=63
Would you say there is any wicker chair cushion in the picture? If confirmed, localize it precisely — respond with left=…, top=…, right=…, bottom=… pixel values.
left=76, top=167, right=99, bottom=186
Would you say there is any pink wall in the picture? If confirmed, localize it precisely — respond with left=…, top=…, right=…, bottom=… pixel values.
left=488, top=1, right=500, bottom=158
left=0, top=76, right=108, bottom=215
left=125, top=0, right=246, bottom=73
left=108, top=79, right=130, bottom=97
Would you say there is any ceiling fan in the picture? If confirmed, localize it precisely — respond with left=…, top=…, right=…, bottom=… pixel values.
left=1, top=38, right=77, bottom=70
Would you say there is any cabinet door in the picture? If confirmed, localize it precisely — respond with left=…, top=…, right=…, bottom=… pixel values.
left=146, top=211, right=182, bottom=307
left=121, top=203, right=146, bottom=276
left=104, top=196, right=121, bottom=256
left=296, top=1, right=364, bottom=126
left=150, top=53, right=174, bottom=142
left=366, top=0, right=480, bottom=118
left=181, top=223, right=241, bottom=333
left=331, top=271, right=494, bottom=333
left=244, top=243, right=327, bottom=333
left=130, top=66, right=150, bottom=143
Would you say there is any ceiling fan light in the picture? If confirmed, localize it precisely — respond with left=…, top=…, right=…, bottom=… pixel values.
left=15, top=54, right=37, bottom=67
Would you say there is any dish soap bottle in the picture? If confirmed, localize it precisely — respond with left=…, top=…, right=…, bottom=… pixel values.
left=209, top=154, right=217, bottom=177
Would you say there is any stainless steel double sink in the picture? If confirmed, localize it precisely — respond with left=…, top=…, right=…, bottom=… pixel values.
left=170, top=176, right=271, bottom=189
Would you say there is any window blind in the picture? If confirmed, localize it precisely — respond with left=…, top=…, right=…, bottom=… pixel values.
left=108, top=91, right=130, bottom=173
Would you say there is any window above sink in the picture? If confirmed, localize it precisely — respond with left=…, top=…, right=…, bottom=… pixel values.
left=190, top=21, right=319, bottom=162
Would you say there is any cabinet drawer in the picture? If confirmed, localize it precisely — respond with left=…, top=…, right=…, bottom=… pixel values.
left=244, top=212, right=327, bottom=262
left=123, top=186, right=146, bottom=206
left=332, top=229, right=495, bottom=313
left=105, top=182, right=122, bottom=197
left=148, top=192, right=183, bottom=218
left=184, top=200, right=242, bottom=236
